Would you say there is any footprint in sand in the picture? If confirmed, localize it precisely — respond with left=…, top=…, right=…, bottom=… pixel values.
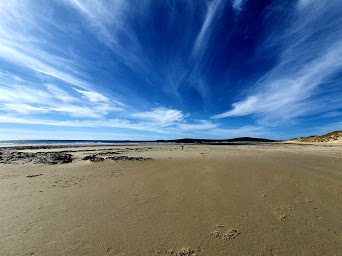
left=210, top=228, right=241, bottom=241
left=276, top=213, right=287, bottom=221
left=332, top=185, right=342, bottom=194
left=223, top=229, right=240, bottom=240
left=211, top=230, right=222, bottom=238
left=282, top=206, right=294, bottom=211
left=156, top=248, right=196, bottom=255
left=106, top=247, right=113, bottom=254
left=267, top=247, right=283, bottom=255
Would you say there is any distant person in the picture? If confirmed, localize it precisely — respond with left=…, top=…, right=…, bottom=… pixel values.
left=181, top=143, right=184, bottom=150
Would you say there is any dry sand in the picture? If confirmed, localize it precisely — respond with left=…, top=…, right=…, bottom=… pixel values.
left=1, top=143, right=342, bottom=255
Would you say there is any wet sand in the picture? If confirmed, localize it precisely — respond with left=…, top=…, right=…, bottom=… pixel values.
left=1, top=143, right=342, bottom=255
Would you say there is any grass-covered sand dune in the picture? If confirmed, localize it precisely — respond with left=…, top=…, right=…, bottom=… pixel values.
left=287, top=130, right=342, bottom=143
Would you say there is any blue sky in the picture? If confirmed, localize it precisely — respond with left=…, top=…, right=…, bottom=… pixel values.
left=1, top=0, right=342, bottom=140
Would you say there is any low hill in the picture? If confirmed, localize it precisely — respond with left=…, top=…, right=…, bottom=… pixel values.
left=156, top=137, right=276, bottom=143
left=287, top=130, right=342, bottom=143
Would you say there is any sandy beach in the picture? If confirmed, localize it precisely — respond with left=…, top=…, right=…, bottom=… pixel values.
left=1, top=143, right=342, bottom=255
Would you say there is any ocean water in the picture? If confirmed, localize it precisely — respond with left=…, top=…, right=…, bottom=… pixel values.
left=0, top=140, right=270, bottom=147
left=0, top=140, right=159, bottom=147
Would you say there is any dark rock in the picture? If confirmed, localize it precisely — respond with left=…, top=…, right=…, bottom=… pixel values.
left=26, top=174, right=43, bottom=178
left=107, top=156, right=153, bottom=161
left=33, top=152, right=72, bottom=164
left=0, top=151, right=72, bottom=164
left=97, top=151, right=121, bottom=156
left=82, top=155, right=104, bottom=162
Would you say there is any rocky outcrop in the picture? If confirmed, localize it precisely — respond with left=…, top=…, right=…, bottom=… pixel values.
left=107, top=156, right=153, bottom=161
left=0, top=151, right=72, bottom=164
left=82, top=155, right=104, bottom=162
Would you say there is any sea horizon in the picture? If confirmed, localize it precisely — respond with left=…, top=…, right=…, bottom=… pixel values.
left=0, top=140, right=161, bottom=147
left=0, top=139, right=271, bottom=147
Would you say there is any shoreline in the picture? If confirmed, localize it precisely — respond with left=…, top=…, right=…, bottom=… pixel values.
left=1, top=141, right=341, bottom=151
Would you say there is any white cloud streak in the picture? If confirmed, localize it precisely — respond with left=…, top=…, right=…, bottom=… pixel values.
left=0, top=113, right=219, bottom=136
left=192, top=0, right=225, bottom=59
left=0, top=104, right=49, bottom=114
left=178, top=120, right=217, bottom=130
left=213, top=0, right=342, bottom=124
left=0, top=73, right=118, bottom=118
left=0, top=1, right=124, bottom=120
left=213, top=42, right=342, bottom=120
left=132, top=108, right=185, bottom=126
left=0, top=103, right=110, bottom=118
left=45, top=84, right=78, bottom=102
left=0, top=1, right=92, bottom=89
left=0, top=115, right=130, bottom=128
left=67, top=0, right=148, bottom=72
left=73, top=88, right=109, bottom=102
left=0, top=41, right=93, bottom=90
left=231, top=0, right=247, bottom=12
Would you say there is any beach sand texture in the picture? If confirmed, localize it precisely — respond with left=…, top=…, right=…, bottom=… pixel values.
left=1, top=144, right=342, bottom=255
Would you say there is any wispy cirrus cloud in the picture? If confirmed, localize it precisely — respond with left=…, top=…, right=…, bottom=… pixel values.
left=178, top=120, right=217, bottom=131
left=67, top=0, right=148, bottom=72
left=192, top=0, right=225, bottom=59
left=132, top=108, right=186, bottom=127
left=0, top=104, right=49, bottom=114
left=0, top=112, right=218, bottom=136
left=0, top=73, right=118, bottom=119
left=0, top=1, right=93, bottom=89
left=168, top=0, right=226, bottom=102
left=0, top=1, right=123, bottom=120
left=213, top=0, right=342, bottom=124
left=0, top=103, right=111, bottom=118
left=231, top=0, right=247, bottom=13
left=0, top=39, right=93, bottom=90
left=319, top=112, right=342, bottom=119
left=45, top=84, right=78, bottom=103
left=213, top=43, right=342, bottom=121
left=0, top=85, right=50, bottom=105
left=73, top=88, right=109, bottom=102
left=0, top=115, right=131, bottom=128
